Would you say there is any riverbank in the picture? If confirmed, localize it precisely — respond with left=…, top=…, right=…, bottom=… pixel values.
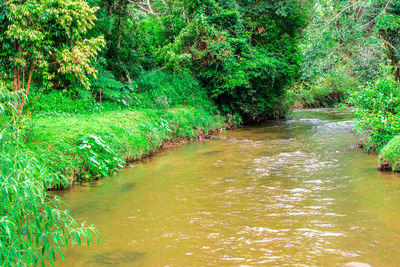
left=27, top=107, right=237, bottom=187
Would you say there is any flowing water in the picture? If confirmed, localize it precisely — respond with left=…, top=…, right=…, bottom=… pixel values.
left=58, top=109, right=400, bottom=266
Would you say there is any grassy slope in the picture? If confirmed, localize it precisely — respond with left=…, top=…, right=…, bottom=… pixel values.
left=28, top=107, right=227, bottom=185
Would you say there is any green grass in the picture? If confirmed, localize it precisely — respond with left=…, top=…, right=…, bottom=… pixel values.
left=27, top=107, right=228, bottom=184
left=379, top=135, right=400, bottom=171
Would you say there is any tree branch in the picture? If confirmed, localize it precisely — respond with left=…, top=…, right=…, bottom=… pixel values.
left=127, top=0, right=159, bottom=16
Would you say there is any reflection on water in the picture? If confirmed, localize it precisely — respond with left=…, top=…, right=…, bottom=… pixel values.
left=58, top=109, right=400, bottom=266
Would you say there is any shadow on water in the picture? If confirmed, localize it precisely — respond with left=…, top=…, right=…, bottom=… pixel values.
left=90, top=251, right=146, bottom=265
left=70, top=201, right=112, bottom=215
left=200, top=150, right=223, bottom=156
left=117, top=182, right=137, bottom=194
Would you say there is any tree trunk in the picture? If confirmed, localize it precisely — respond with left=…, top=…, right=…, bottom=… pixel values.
left=116, top=0, right=127, bottom=49
left=106, top=0, right=113, bottom=35
left=12, top=60, right=36, bottom=115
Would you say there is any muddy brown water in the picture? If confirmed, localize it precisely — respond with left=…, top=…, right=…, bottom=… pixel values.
left=57, top=109, right=400, bottom=266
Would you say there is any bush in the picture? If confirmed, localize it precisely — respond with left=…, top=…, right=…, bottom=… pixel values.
left=136, top=71, right=216, bottom=112
left=348, top=69, right=400, bottom=151
left=287, top=82, right=316, bottom=108
left=379, top=135, right=400, bottom=171
left=0, top=84, right=96, bottom=266
left=288, top=73, right=358, bottom=108
left=90, top=69, right=135, bottom=106
left=77, top=134, right=125, bottom=180
left=26, top=90, right=96, bottom=115
left=151, top=0, right=307, bottom=122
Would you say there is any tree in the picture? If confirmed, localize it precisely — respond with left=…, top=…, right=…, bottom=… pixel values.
left=300, top=0, right=400, bottom=84
left=0, top=0, right=105, bottom=113
left=151, top=0, right=307, bottom=121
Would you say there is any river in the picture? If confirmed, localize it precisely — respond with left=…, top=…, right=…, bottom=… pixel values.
left=58, top=109, right=400, bottom=266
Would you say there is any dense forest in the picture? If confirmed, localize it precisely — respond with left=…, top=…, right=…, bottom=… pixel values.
left=1, top=0, right=400, bottom=265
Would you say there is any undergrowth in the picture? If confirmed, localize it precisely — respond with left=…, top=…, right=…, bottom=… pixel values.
left=288, top=73, right=358, bottom=108
left=379, top=135, right=400, bottom=171
left=0, top=87, right=96, bottom=266
left=347, top=69, right=400, bottom=151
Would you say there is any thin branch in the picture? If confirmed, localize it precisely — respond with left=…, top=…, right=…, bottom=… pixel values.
left=147, top=0, right=154, bottom=14
left=127, top=0, right=159, bottom=16
left=380, top=33, right=397, bottom=50
left=326, top=0, right=362, bottom=26
left=362, top=0, right=392, bottom=28
left=319, top=0, right=363, bottom=36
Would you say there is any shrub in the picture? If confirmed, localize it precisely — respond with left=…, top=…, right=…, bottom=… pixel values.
left=348, top=69, right=400, bottom=151
left=77, top=134, right=125, bottom=180
left=26, top=90, right=96, bottom=115
left=379, top=135, right=400, bottom=171
left=287, top=82, right=315, bottom=108
left=0, top=83, right=96, bottom=266
left=90, top=70, right=134, bottom=106
left=288, top=72, right=358, bottom=108
left=136, top=71, right=216, bottom=112
left=151, top=0, right=306, bottom=122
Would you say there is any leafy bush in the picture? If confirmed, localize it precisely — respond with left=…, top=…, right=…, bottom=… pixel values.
left=90, top=69, right=136, bottom=106
left=26, top=90, right=96, bottom=115
left=77, top=134, right=125, bottom=180
left=288, top=72, right=358, bottom=108
left=287, top=82, right=316, bottom=108
left=0, top=136, right=97, bottom=266
left=348, top=69, right=400, bottom=151
left=0, top=83, right=96, bottom=266
left=136, top=71, right=216, bottom=112
left=379, top=135, right=400, bottom=171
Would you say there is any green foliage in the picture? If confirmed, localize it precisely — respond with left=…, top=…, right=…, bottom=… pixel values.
left=86, top=1, right=153, bottom=83
left=89, top=69, right=136, bottom=106
left=297, top=0, right=396, bottom=107
left=26, top=90, right=96, bottom=115
left=288, top=71, right=359, bottom=108
left=379, top=135, right=400, bottom=171
left=287, top=82, right=315, bottom=108
left=24, top=70, right=229, bottom=183
left=136, top=71, right=216, bottom=112
left=348, top=68, right=400, bottom=151
left=77, top=134, right=125, bottom=179
left=26, top=71, right=218, bottom=116
left=0, top=0, right=105, bottom=113
left=0, top=82, right=96, bottom=266
left=375, top=0, right=400, bottom=80
left=92, top=70, right=124, bottom=95
left=145, top=0, right=307, bottom=122
left=3, top=0, right=105, bottom=85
